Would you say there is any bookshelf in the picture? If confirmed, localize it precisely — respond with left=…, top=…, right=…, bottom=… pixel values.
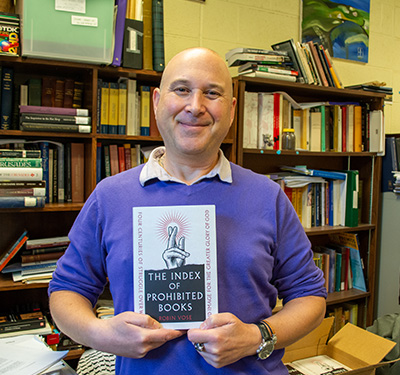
left=233, top=75, right=385, bottom=328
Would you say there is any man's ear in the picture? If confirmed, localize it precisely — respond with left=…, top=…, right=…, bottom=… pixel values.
left=153, top=87, right=161, bottom=113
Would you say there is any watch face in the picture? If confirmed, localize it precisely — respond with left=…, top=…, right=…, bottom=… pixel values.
left=258, top=341, right=274, bottom=359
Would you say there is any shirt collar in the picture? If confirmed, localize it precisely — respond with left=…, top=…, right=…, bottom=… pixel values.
left=139, top=146, right=232, bottom=186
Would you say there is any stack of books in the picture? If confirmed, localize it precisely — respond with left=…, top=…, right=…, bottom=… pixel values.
left=271, top=39, right=343, bottom=87
left=19, top=105, right=91, bottom=134
left=345, top=81, right=393, bottom=102
left=225, top=47, right=296, bottom=82
left=2, top=235, right=69, bottom=284
left=0, top=148, right=46, bottom=208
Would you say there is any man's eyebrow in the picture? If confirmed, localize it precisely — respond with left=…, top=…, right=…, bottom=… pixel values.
left=168, top=79, right=225, bottom=92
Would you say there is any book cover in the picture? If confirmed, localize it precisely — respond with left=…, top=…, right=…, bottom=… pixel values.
left=227, top=52, right=288, bottom=68
left=1, top=66, right=13, bottom=130
left=100, top=81, right=110, bottom=134
left=343, top=170, right=359, bottom=227
left=353, top=105, right=362, bottom=152
left=0, top=13, right=20, bottom=57
left=0, top=158, right=42, bottom=168
left=0, top=186, right=45, bottom=197
left=0, top=310, right=45, bottom=334
left=152, top=0, right=165, bottom=72
left=133, top=205, right=218, bottom=329
left=225, top=47, right=287, bottom=61
left=0, top=167, right=43, bottom=181
left=122, top=19, right=143, bottom=70
left=26, top=236, right=70, bottom=250
left=287, top=355, right=351, bottom=375
left=19, top=105, right=89, bottom=117
left=0, top=230, right=28, bottom=272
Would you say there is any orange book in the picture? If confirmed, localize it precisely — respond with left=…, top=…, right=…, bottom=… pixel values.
left=71, top=143, right=85, bottom=203
left=353, top=105, right=363, bottom=152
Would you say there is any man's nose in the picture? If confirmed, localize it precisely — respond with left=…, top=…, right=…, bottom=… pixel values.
left=186, top=91, right=206, bottom=116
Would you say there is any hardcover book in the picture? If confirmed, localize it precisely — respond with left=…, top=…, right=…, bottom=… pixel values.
left=133, top=205, right=218, bottom=329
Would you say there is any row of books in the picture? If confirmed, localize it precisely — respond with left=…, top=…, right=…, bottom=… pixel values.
left=96, top=143, right=156, bottom=182
left=226, top=39, right=343, bottom=87
left=97, top=78, right=159, bottom=136
left=271, top=166, right=359, bottom=229
left=113, top=0, right=165, bottom=72
left=313, top=232, right=367, bottom=295
left=0, top=67, right=85, bottom=131
left=243, top=91, right=384, bottom=153
left=0, top=140, right=85, bottom=205
left=327, top=303, right=359, bottom=337
left=271, top=39, right=343, bottom=87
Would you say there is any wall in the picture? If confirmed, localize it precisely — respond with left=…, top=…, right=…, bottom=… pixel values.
left=164, top=0, right=399, bottom=133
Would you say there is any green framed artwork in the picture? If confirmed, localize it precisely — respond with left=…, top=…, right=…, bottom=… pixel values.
left=302, top=0, right=370, bottom=63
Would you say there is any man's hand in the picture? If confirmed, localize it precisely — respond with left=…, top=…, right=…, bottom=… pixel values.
left=162, top=226, right=190, bottom=269
left=89, top=311, right=184, bottom=358
left=187, top=313, right=261, bottom=368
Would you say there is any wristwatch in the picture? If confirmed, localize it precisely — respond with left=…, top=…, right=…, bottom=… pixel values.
left=255, top=320, right=277, bottom=360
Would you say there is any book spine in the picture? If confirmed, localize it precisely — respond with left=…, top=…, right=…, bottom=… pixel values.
left=64, top=143, right=72, bottom=203
left=70, top=143, right=85, bottom=203
left=118, top=80, right=127, bottom=135
left=0, top=158, right=42, bottom=168
left=0, top=187, right=46, bottom=197
left=1, top=67, right=13, bottom=130
left=27, top=78, right=42, bottom=106
left=108, top=82, right=119, bottom=134
left=21, top=251, right=65, bottom=264
left=0, top=196, right=45, bottom=208
left=111, top=0, right=127, bottom=67
left=40, top=142, right=49, bottom=202
left=142, top=0, right=153, bottom=70
left=273, top=93, right=280, bottom=150
left=152, top=0, right=165, bottom=72
left=140, top=86, right=151, bottom=136
left=72, top=81, right=84, bottom=109
left=54, top=79, right=65, bottom=107
left=100, top=81, right=110, bottom=134
left=96, top=142, right=102, bottom=184
left=63, top=78, right=74, bottom=108
left=20, top=122, right=91, bottom=133
left=41, top=77, right=56, bottom=107
left=126, top=79, right=138, bottom=135
left=0, top=180, right=45, bottom=188
left=0, top=167, right=43, bottom=181
left=118, top=145, right=126, bottom=172
left=19, top=105, right=89, bottom=116
left=20, top=113, right=91, bottom=124
left=0, top=232, right=28, bottom=271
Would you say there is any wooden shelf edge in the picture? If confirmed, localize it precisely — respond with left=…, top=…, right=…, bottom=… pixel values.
left=243, top=148, right=377, bottom=157
left=0, top=273, right=49, bottom=291
left=326, top=288, right=369, bottom=305
left=0, top=202, right=84, bottom=213
left=305, top=224, right=374, bottom=236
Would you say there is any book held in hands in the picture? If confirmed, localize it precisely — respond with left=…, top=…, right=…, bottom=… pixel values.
left=133, top=205, right=218, bottom=329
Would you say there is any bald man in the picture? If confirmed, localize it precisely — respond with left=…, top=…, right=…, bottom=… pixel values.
left=49, top=48, right=327, bottom=374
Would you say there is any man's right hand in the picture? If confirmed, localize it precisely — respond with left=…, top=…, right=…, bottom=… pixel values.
left=89, top=311, right=184, bottom=358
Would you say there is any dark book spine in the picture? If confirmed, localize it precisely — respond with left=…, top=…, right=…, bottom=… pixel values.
left=152, top=0, right=165, bottom=72
left=0, top=149, right=41, bottom=158
left=63, top=78, right=74, bottom=108
left=41, top=76, right=56, bottom=107
left=20, top=113, right=91, bottom=124
left=20, top=122, right=91, bottom=133
left=0, top=196, right=46, bottom=208
left=11, top=82, right=20, bottom=130
left=65, top=143, right=72, bottom=202
left=72, top=81, right=84, bottom=109
left=1, top=67, right=13, bottom=130
left=0, top=180, right=45, bottom=188
left=27, top=78, right=42, bottom=106
left=54, top=79, right=65, bottom=107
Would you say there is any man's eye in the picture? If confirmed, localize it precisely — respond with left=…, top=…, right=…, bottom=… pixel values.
left=205, top=90, right=221, bottom=99
left=174, top=87, right=190, bottom=95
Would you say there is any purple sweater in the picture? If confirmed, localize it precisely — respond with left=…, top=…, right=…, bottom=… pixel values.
left=49, top=163, right=326, bottom=375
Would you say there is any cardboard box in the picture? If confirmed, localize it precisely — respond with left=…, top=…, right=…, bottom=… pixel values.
left=283, top=317, right=398, bottom=375
left=15, top=0, right=114, bottom=65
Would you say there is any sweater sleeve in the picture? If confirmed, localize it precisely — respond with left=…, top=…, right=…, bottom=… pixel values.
left=271, top=187, right=327, bottom=304
left=48, top=188, right=108, bottom=307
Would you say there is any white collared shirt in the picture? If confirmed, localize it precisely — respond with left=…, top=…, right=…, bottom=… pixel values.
left=139, top=146, right=233, bottom=186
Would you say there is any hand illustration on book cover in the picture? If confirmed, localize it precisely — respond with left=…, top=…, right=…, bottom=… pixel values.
left=133, top=205, right=218, bottom=329
left=163, top=226, right=190, bottom=269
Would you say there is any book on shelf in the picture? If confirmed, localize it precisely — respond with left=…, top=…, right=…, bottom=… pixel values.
left=0, top=148, right=41, bottom=158
left=54, top=78, right=65, bottom=107
left=26, top=235, right=70, bottom=251
left=111, top=0, right=127, bottom=67
left=109, top=144, right=119, bottom=176
left=20, top=122, right=91, bottom=133
left=118, top=80, right=127, bottom=135
left=63, top=78, right=74, bottom=108
left=126, top=78, right=139, bottom=135
left=0, top=196, right=45, bottom=208
left=72, top=81, right=84, bottom=109
left=271, top=39, right=306, bottom=83
left=0, top=166, right=43, bottom=181
left=225, top=46, right=288, bottom=61
left=70, top=142, right=84, bottom=203
left=242, top=91, right=258, bottom=149
left=280, top=166, right=347, bottom=180
left=19, top=104, right=89, bottom=117
left=0, top=229, right=28, bottom=272
left=238, top=70, right=297, bottom=82
left=152, top=0, right=165, bottom=72
left=0, top=157, right=42, bottom=168
left=41, top=76, right=56, bottom=107
left=108, top=82, right=119, bottom=134
left=100, top=80, right=110, bottom=134
left=140, top=86, right=151, bottom=136
left=257, top=93, right=274, bottom=150
left=142, top=0, right=153, bottom=70
left=1, top=66, right=13, bottom=130
left=227, top=52, right=290, bottom=67
left=20, top=113, right=91, bottom=125
left=133, top=205, right=218, bottom=329
left=27, top=78, right=42, bottom=106
left=238, top=62, right=299, bottom=76
left=0, top=309, right=46, bottom=334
